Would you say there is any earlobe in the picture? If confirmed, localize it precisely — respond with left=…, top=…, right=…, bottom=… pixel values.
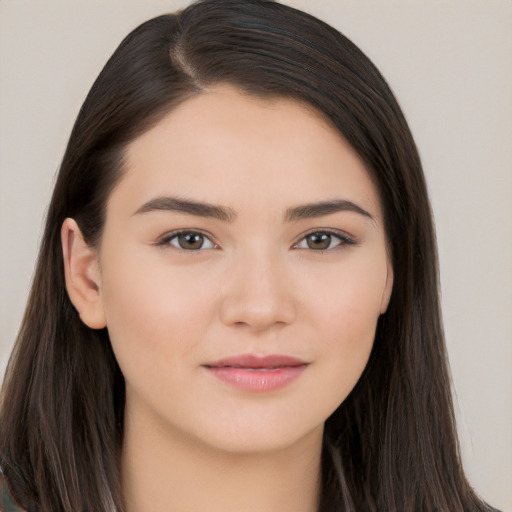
left=61, top=218, right=106, bottom=329
left=379, top=259, right=394, bottom=314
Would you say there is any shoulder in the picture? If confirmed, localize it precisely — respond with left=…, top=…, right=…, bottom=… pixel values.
left=0, top=469, right=27, bottom=512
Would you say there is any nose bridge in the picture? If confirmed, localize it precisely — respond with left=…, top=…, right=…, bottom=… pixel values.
left=219, top=244, right=296, bottom=330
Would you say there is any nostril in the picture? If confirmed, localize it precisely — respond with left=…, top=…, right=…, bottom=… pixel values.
left=217, top=263, right=297, bottom=329
left=219, top=298, right=296, bottom=330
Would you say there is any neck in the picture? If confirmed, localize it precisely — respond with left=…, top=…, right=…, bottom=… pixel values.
left=121, top=400, right=323, bottom=512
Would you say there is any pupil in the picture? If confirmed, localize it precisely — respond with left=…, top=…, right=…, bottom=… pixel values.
left=179, top=233, right=203, bottom=249
left=307, top=233, right=330, bottom=250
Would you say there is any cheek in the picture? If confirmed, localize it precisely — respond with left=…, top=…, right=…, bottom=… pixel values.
left=321, top=298, right=377, bottom=381
left=315, top=310, right=377, bottom=413
left=306, top=257, right=386, bottom=400
left=98, top=251, right=220, bottom=376
left=311, top=256, right=386, bottom=339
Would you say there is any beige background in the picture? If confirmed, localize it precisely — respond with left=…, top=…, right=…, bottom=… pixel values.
left=1, top=1, right=511, bottom=510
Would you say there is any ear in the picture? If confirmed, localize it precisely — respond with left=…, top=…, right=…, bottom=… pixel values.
left=61, top=218, right=106, bottom=329
left=379, top=257, right=394, bottom=314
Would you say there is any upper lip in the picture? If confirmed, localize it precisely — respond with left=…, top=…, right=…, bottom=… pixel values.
left=204, top=354, right=308, bottom=369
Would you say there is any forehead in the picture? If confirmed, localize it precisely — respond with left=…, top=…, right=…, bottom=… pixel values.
left=115, top=85, right=382, bottom=219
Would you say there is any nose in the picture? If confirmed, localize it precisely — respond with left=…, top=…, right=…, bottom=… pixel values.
left=219, top=249, right=297, bottom=331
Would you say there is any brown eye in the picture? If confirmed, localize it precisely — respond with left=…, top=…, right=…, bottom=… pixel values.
left=306, top=232, right=332, bottom=250
left=164, top=231, right=215, bottom=250
left=177, top=233, right=204, bottom=249
left=295, top=230, right=353, bottom=251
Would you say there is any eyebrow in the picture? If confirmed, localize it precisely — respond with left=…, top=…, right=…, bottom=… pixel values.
left=284, top=199, right=375, bottom=223
left=133, top=196, right=236, bottom=221
left=133, top=196, right=374, bottom=223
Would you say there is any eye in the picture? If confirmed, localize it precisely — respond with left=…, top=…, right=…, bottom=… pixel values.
left=159, top=231, right=216, bottom=250
left=294, top=231, right=354, bottom=250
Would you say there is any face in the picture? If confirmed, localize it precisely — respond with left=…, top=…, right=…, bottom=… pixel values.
left=89, top=86, right=393, bottom=454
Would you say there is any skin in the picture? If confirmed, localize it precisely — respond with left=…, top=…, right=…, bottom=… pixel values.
left=62, top=85, right=393, bottom=512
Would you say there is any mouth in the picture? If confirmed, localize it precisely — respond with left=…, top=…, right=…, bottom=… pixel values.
left=203, top=354, right=309, bottom=392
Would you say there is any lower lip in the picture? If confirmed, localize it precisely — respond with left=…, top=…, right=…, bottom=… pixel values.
left=205, top=365, right=308, bottom=392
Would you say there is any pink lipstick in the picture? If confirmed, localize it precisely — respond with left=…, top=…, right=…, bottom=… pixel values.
left=203, top=354, right=308, bottom=392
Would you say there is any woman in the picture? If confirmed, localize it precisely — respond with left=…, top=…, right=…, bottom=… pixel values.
left=0, top=0, right=503, bottom=511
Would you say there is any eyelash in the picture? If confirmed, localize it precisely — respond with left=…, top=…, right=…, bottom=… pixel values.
left=155, top=229, right=356, bottom=252
left=293, top=229, right=356, bottom=251
left=155, top=230, right=218, bottom=251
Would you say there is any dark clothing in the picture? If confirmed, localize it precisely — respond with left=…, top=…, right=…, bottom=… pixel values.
left=0, top=470, right=25, bottom=512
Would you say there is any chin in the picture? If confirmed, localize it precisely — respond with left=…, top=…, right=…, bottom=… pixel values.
left=185, top=415, right=325, bottom=457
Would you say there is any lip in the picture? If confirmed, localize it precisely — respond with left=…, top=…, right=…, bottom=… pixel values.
left=203, top=354, right=308, bottom=392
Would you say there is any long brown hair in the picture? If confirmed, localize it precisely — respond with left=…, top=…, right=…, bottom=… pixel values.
left=0, top=1, right=499, bottom=511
